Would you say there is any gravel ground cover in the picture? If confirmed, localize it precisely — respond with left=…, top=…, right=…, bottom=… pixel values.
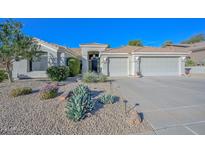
left=0, top=79, right=152, bottom=135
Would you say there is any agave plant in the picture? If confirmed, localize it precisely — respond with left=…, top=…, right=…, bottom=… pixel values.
left=99, top=94, right=116, bottom=104
left=65, top=84, right=94, bottom=121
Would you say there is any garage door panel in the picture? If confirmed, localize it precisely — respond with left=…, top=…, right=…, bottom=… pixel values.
left=140, top=57, right=179, bottom=76
left=109, top=57, right=128, bottom=76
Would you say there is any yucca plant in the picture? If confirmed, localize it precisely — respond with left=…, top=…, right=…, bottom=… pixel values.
left=65, top=84, right=94, bottom=121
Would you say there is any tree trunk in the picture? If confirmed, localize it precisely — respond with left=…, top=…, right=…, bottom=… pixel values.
left=7, top=70, right=13, bottom=83
left=6, top=61, right=13, bottom=83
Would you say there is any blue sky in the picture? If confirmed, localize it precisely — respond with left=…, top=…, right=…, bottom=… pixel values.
left=1, top=18, right=205, bottom=48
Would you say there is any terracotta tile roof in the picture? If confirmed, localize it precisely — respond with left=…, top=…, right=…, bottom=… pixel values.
left=104, top=46, right=139, bottom=53
left=187, top=41, right=205, bottom=51
left=167, top=42, right=205, bottom=51
left=69, top=48, right=82, bottom=58
left=80, top=43, right=108, bottom=48
left=33, top=38, right=82, bottom=58
left=135, top=46, right=189, bottom=52
left=188, top=41, right=205, bottom=47
left=33, top=38, right=59, bottom=50
left=103, top=46, right=189, bottom=54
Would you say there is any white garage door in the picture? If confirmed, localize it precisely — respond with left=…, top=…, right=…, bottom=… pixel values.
left=108, top=57, right=128, bottom=76
left=140, top=57, right=179, bottom=76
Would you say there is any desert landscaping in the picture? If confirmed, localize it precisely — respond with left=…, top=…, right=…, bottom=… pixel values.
left=0, top=78, right=152, bottom=135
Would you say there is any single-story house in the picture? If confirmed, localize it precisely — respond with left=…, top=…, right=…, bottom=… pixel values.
left=12, top=38, right=191, bottom=79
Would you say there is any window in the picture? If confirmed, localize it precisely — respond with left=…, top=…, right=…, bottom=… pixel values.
left=29, top=52, right=48, bottom=71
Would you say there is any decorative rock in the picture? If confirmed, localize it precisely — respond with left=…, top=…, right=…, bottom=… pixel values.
left=58, top=91, right=72, bottom=102
left=126, top=110, right=142, bottom=126
left=86, top=112, right=93, bottom=118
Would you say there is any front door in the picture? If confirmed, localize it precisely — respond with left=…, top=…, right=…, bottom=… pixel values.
left=89, top=57, right=100, bottom=72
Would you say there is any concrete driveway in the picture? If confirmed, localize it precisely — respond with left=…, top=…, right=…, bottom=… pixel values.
left=113, top=75, right=205, bottom=135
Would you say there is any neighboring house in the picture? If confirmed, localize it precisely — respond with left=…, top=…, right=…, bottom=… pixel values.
left=187, top=42, right=205, bottom=65
left=167, top=42, right=205, bottom=65
left=12, top=38, right=191, bottom=79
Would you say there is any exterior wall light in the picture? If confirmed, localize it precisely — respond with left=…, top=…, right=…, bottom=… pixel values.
left=135, top=56, right=140, bottom=62
left=103, top=57, right=108, bottom=63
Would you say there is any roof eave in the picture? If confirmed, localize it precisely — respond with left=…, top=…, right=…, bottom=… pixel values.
left=131, top=51, right=191, bottom=55
left=80, top=44, right=108, bottom=48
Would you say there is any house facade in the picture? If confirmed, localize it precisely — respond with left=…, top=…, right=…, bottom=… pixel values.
left=80, top=44, right=190, bottom=77
left=12, top=39, right=191, bottom=79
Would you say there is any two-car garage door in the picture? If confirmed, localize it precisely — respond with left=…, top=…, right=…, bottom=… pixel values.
left=140, top=57, right=180, bottom=76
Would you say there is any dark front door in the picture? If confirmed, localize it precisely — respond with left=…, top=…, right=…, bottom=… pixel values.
left=89, top=57, right=100, bottom=72
left=92, top=58, right=98, bottom=72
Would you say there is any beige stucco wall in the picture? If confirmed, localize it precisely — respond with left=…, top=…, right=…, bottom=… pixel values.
left=190, top=49, right=205, bottom=64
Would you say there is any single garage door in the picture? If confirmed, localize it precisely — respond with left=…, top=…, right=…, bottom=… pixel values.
left=140, top=57, right=179, bottom=76
left=108, top=57, right=128, bottom=76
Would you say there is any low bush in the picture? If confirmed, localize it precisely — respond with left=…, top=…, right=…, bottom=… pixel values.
left=98, top=73, right=107, bottom=82
left=99, top=94, right=117, bottom=104
left=65, top=84, right=94, bottom=121
left=67, top=57, right=81, bottom=76
left=10, top=87, right=32, bottom=97
left=83, top=72, right=107, bottom=83
left=46, top=66, right=70, bottom=81
left=39, top=83, right=59, bottom=100
left=185, top=59, right=196, bottom=67
left=0, top=70, right=8, bottom=82
left=83, top=72, right=98, bottom=83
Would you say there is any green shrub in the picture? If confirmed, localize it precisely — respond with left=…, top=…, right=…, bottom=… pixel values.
left=67, top=57, right=80, bottom=76
left=65, top=84, right=94, bottom=121
left=0, top=70, right=8, bottom=82
left=46, top=66, right=70, bottom=81
left=185, top=59, right=196, bottom=67
left=39, top=83, right=58, bottom=100
left=10, top=87, right=32, bottom=97
left=83, top=72, right=107, bottom=83
left=99, top=94, right=117, bottom=104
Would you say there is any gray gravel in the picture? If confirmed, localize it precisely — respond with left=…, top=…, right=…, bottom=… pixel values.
left=0, top=79, right=152, bottom=135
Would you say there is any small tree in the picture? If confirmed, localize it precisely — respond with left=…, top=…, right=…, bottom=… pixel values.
left=181, top=34, right=205, bottom=44
left=128, top=40, right=143, bottom=46
left=0, top=19, right=41, bottom=83
left=162, top=40, right=173, bottom=47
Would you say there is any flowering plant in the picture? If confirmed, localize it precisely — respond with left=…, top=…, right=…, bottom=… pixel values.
left=40, top=83, right=58, bottom=92
left=40, top=83, right=59, bottom=100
